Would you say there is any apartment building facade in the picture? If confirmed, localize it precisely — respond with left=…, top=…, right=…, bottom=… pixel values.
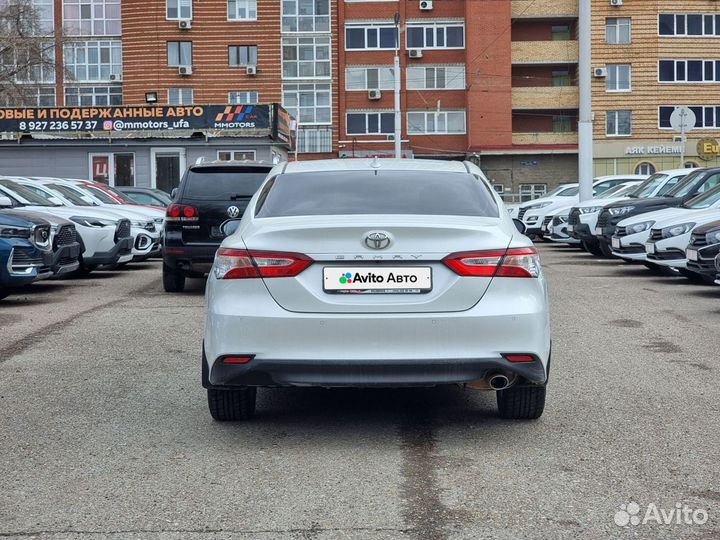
left=592, top=0, right=720, bottom=176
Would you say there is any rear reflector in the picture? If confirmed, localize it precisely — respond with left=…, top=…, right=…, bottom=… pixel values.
left=503, top=354, right=536, bottom=363
left=222, top=356, right=254, bottom=364
left=214, top=248, right=313, bottom=280
left=443, top=247, right=540, bottom=278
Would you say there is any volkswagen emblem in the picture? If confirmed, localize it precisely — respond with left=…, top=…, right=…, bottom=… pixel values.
left=364, top=231, right=391, bottom=250
left=227, top=206, right=240, bottom=218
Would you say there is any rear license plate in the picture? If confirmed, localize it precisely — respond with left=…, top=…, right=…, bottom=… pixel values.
left=567, top=225, right=574, bottom=232
left=687, top=249, right=698, bottom=261
left=323, top=267, right=432, bottom=294
left=594, top=227, right=603, bottom=235
left=645, top=242, right=655, bottom=254
left=612, top=237, right=621, bottom=249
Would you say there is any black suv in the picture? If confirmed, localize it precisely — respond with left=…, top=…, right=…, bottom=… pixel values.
left=162, top=161, right=274, bottom=292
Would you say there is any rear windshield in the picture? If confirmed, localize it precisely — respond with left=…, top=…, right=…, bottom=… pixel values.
left=255, top=171, right=500, bottom=218
left=184, top=167, right=270, bottom=200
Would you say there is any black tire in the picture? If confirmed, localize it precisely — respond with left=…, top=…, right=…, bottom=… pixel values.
left=581, top=240, right=603, bottom=257
left=207, top=387, right=257, bottom=421
left=497, top=385, right=546, bottom=420
left=598, top=240, right=615, bottom=258
left=0, top=289, right=10, bottom=300
left=163, top=263, right=185, bottom=292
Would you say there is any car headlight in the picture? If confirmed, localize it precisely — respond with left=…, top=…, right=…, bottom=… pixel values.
left=0, top=226, right=31, bottom=239
left=609, top=206, right=635, bottom=216
left=70, top=216, right=116, bottom=228
left=662, top=222, right=695, bottom=238
left=628, top=221, right=654, bottom=234
left=706, top=230, right=720, bottom=244
left=579, top=206, right=602, bottom=214
left=525, top=201, right=553, bottom=210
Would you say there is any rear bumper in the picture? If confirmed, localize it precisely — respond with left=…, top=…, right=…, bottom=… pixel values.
left=163, top=243, right=220, bottom=275
left=204, top=276, right=551, bottom=388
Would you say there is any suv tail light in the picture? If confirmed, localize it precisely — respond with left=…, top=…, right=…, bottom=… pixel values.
left=213, top=248, right=313, bottom=279
left=443, top=247, right=540, bottom=278
left=166, top=203, right=199, bottom=222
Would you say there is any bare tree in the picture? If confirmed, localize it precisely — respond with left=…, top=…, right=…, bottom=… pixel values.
left=0, top=0, right=57, bottom=106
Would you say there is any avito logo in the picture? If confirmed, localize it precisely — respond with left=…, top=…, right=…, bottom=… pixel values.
left=339, top=271, right=418, bottom=285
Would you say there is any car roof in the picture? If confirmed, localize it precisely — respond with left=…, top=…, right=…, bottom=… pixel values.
left=593, top=175, right=649, bottom=181
left=277, top=158, right=474, bottom=175
left=190, top=160, right=273, bottom=170
left=655, top=168, right=700, bottom=175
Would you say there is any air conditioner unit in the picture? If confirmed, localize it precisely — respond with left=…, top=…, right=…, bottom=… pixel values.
left=420, top=0, right=433, bottom=10
left=246, top=65, right=257, bottom=76
left=368, top=89, right=382, bottom=100
left=109, top=73, right=122, bottom=81
left=408, top=49, right=423, bottom=59
left=178, top=19, right=192, bottom=29
left=594, top=67, right=607, bottom=78
left=610, top=0, right=623, bottom=6
left=178, top=65, right=192, bottom=76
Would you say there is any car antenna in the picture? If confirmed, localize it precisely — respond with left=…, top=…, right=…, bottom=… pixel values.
left=371, top=156, right=381, bottom=168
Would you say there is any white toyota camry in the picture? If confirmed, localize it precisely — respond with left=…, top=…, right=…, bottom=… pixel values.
left=203, top=159, right=551, bottom=421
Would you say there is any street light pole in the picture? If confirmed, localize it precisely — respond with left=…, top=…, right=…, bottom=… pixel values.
left=578, top=0, right=593, bottom=201
left=394, top=12, right=402, bottom=158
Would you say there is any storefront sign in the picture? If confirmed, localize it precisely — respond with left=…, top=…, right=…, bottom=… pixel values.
left=624, top=145, right=683, bottom=156
left=697, top=138, right=720, bottom=161
left=0, top=104, right=272, bottom=133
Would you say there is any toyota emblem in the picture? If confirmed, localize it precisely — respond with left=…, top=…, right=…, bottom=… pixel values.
left=227, top=206, right=240, bottom=218
left=364, top=231, right=391, bottom=250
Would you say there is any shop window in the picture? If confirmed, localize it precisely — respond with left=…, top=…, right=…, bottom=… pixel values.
left=635, top=162, right=656, bottom=175
left=519, top=184, right=547, bottom=202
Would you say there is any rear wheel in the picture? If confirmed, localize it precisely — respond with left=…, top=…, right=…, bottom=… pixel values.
left=582, top=240, right=603, bottom=257
left=207, top=387, right=257, bottom=421
left=163, top=263, right=186, bottom=292
left=497, top=385, right=546, bottom=420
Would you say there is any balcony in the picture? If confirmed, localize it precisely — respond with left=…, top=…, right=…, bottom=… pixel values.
left=512, top=86, right=579, bottom=110
left=511, top=0, right=578, bottom=19
left=296, top=126, right=333, bottom=154
left=512, top=40, right=579, bottom=64
left=512, top=132, right=578, bottom=146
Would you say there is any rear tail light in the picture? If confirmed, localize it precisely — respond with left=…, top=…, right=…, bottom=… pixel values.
left=443, top=247, right=540, bottom=278
left=166, top=203, right=199, bottom=222
left=213, top=248, right=313, bottom=280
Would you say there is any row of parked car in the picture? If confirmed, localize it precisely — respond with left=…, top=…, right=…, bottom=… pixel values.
left=0, top=178, right=172, bottom=300
left=510, top=167, right=720, bottom=284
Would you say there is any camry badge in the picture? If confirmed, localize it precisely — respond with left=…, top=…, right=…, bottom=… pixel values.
left=227, top=206, right=240, bottom=218
left=364, top=231, right=391, bottom=250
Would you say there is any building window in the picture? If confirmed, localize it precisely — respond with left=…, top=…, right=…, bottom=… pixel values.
left=228, top=0, right=256, bottom=20
left=635, top=162, right=656, bottom=175
left=168, top=87, right=193, bottom=105
left=606, top=64, right=631, bottom=91
left=346, top=111, right=394, bottom=135
left=282, top=37, right=330, bottom=78
left=228, top=45, right=257, bottom=67
left=552, top=70, right=571, bottom=86
left=552, top=115, right=573, bottom=133
left=63, top=0, right=121, bottom=36
left=551, top=25, right=571, bottom=41
left=282, top=0, right=330, bottom=32
left=167, top=41, right=192, bottom=67
left=659, top=60, right=720, bottom=83
left=407, top=110, right=466, bottom=135
left=65, top=85, right=121, bottom=105
left=345, top=23, right=397, bottom=50
left=64, top=41, right=122, bottom=81
left=282, top=83, right=331, bottom=124
left=519, top=184, right=547, bottom=202
left=12, top=0, right=55, bottom=34
left=228, top=91, right=259, bottom=104
left=218, top=150, right=256, bottom=161
left=659, top=105, right=720, bottom=129
left=606, top=110, right=631, bottom=136
left=345, top=66, right=394, bottom=90
left=659, top=14, right=720, bottom=36
left=406, top=22, right=464, bottom=49
left=0, top=44, right=56, bottom=83
left=606, top=17, right=631, bottom=44
left=0, top=86, right=56, bottom=106
left=167, top=0, right=191, bottom=20
left=406, top=65, right=465, bottom=90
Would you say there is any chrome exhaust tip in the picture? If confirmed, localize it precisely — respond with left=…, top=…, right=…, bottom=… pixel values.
left=488, top=373, right=511, bottom=390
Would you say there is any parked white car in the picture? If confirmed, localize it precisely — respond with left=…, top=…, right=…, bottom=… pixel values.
left=507, top=183, right=578, bottom=218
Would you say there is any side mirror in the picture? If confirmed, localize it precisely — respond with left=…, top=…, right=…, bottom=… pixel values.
left=171, top=188, right=178, bottom=199
left=0, top=195, right=12, bottom=207
left=220, top=219, right=241, bottom=237
left=512, top=218, right=527, bottom=234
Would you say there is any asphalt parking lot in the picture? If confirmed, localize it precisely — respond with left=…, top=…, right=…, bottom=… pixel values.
left=0, top=244, right=718, bottom=540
